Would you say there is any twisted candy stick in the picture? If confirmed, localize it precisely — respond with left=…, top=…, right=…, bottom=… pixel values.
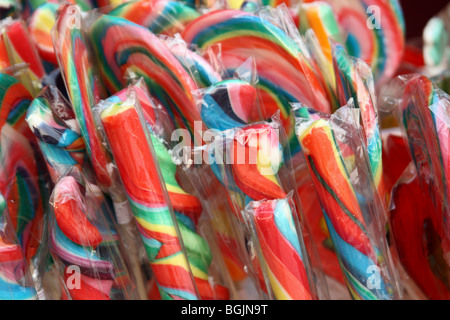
left=296, top=116, right=395, bottom=299
left=53, top=4, right=113, bottom=190
left=50, top=176, right=116, bottom=300
left=182, top=9, right=331, bottom=153
left=26, top=86, right=86, bottom=182
left=298, top=2, right=342, bottom=110
left=0, top=124, right=43, bottom=261
left=200, top=79, right=256, bottom=131
left=89, top=14, right=201, bottom=141
left=100, top=100, right=200, bottom=300
left=101, top=100, right=229, bottom=299
left=332, top=44, right=385, bottom=201
left=28, top=2, right=59, bottom=69
left=0, top=194, right=37, bottom=300
left=398, top=75, right=450, bottom=264
left=230, top=124, right=286, bottom=202
left=151, top=130, right=229, bottom=299
left=246, top=198, right=313, bottom=300
left=109, top=0, right=200, bottom=36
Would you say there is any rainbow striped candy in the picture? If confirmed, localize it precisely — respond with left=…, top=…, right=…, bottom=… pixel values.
left=109, top=0, right=200, bottom=36
left=182, top=9, right=331, bottom=153
left=28, top=2, right=59, bottom=70
left=101, top=100, right=200, bottom=300
left=200, top=79, right=256, bottom=131
left=296, top=113, right=397, bottom=300
left=397, top=74, right=450, bottom=265
left=0, top=123, right=43, bottom=262
left=88, top=14, right=201, bottom=142
left=101, top=98, right=229, bottom=299
left=311, top=0, right=405, bottom=85
left=53, top=4, right=113, bottom=190
left=246, top=197, right=314, bottom=300
left=50, top=175, right=117, bottom=300
left=332, top=43, right=385, bottom=202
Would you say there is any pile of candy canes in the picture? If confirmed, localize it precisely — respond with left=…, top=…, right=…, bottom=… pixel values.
left=0, top=0, right=448, bottom=300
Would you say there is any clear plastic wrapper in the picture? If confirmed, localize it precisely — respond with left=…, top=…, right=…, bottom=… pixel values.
left=160, top=34, right=222, bottom=89
left=192, top=64, right=261, bottom=132
left=53, top=4, right=114, bottom=193
left=26, top=85, right=86, bottom=183
left=0, top=18, right=45, bottom=95
left=295, top=104, right=401, bottom=300
left=87, top=11, right=204, bottom=144
left=0, top=192, right=38, bottom=300
left=182, top=5, right=331, bottom=154
left=53, top=5, right=152, bottom=299
left=48, top=168, right=136, bottom=300
left=96, top=89, right=230, bottom=300
left=176, top=148, right=262, bottom=299
left=386, top=74, right=450, bottom=267
left=244, top=193, right=317, bottom=300
left=0, top=114, right=43, bottom=264
left=389, top=162, right=450, bottom=300
left=201, top=117, right=330, bottom=299
left=330, top=43, right=386, bottom=203
left=298, top=1, right=342, bottom=111
left=431, top=70, right=450, bottom=94
left=108, top=0, right=201, bottom=36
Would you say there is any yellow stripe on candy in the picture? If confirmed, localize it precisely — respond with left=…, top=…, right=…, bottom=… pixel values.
left=135, top=217, right=178, bottom=238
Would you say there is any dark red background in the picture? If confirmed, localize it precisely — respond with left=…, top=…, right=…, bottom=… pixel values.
left=401, top=0, right=448, bottom=40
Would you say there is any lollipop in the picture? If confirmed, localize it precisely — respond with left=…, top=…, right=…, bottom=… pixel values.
left=21, top=0, right=57, bottom=19
left=109, top=0, right=200, bottom=36
left=26, top=86, right=86, bottom=182
left=396, top=75, right=450, bottom=264
left=298, top=2, right=342, bottom=110
left=0, top=73, right=34, bottom=139
left=53, top=4, right=112, bottom=191
left=88, top=14, right=201, bottom=141
left=0, top=123, right=43, bottom=261
left=0, top=194, right=37, bottom=300
left=296, top=112, right=397, bottom=300
left=182, top=9, right=331, bottom=153
left=309, top=0, right=405, bottom=85
left=390, top=172, right=450, bottom=300
left=0, top=19, right=45, bottom=91
left=332, top=43, right=385, bottom=201
left=28, top=2, right=59, bottom=70
left=50, top=175, right=116, bottom=300
left=200, top=79, right=256, bottom=131
left=245, top=197, right=313, bottom=300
